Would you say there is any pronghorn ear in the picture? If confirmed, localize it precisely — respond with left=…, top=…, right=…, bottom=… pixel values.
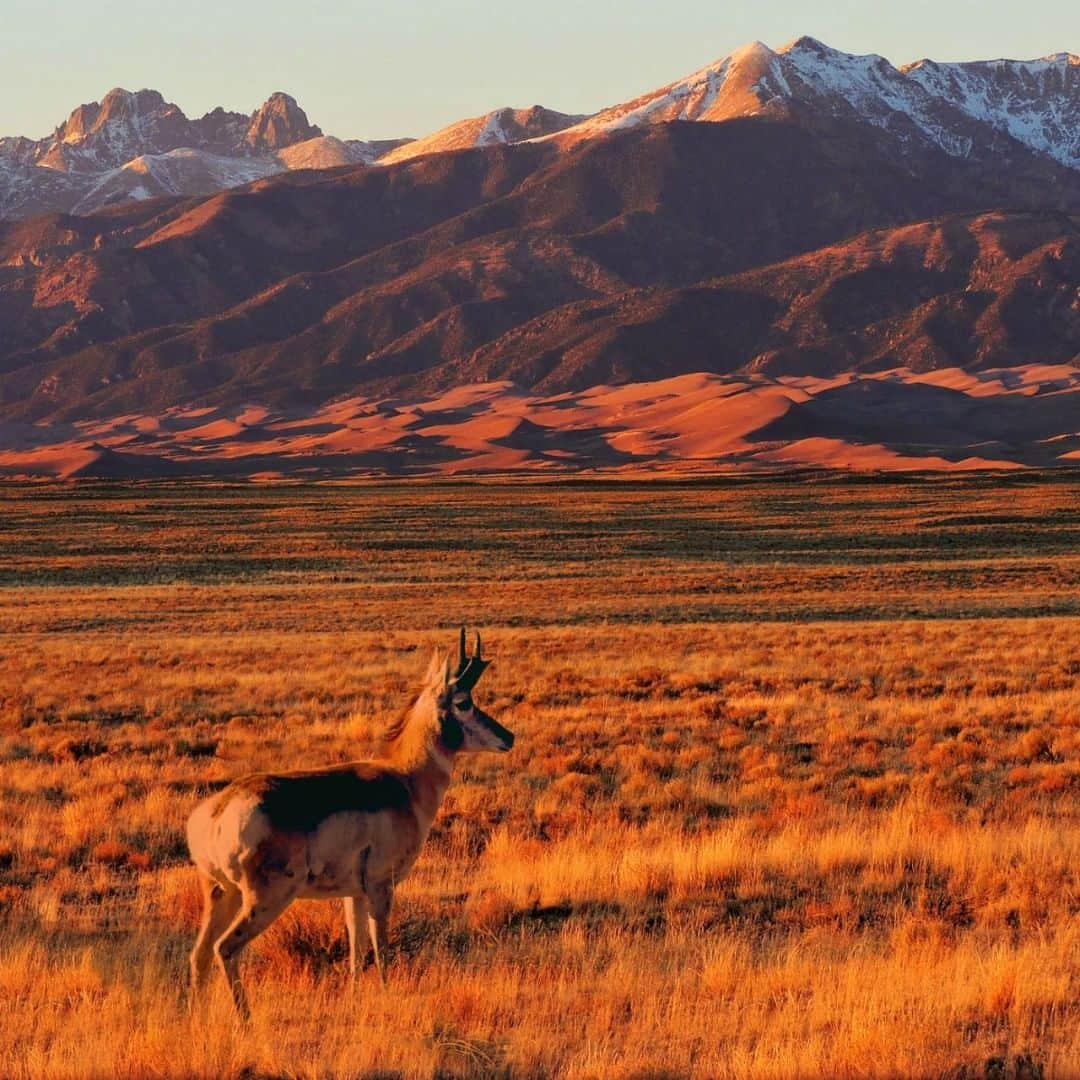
left=424, top=649, right=447, bottom=688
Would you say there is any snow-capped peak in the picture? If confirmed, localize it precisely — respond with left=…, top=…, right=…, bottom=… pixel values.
left=902, top=53, right=1079, bottom=165
left=379, top=105, right=585, bottom=164
left=0, top=87, right=361, bottom=219
left=554, top=36, right=1080, bottom=168
left=560, top=40, right=791, bottom=136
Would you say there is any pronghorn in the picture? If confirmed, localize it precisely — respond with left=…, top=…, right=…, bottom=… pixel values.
left=185, top=629, right=512, bottom=1017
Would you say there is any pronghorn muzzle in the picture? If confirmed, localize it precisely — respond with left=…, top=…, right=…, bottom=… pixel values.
left=477, top=707, right=514, bottom=752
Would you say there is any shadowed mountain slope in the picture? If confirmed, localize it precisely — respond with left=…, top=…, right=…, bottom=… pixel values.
left=447, top=211, right=1080, bottom=391
left=2, top=116, right=1077, bottom=423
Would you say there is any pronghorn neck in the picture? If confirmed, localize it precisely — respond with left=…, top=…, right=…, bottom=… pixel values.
left=423, top=741, right=456, bottom=778
left=380, top=688, right=456, bottom=826
left=408, top=740, right=456, bottom=825
left=384, top=687, right=456, bottom=777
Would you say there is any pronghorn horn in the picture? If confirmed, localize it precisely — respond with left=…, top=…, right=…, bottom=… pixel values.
left=450, top=627, right=489, bottom=691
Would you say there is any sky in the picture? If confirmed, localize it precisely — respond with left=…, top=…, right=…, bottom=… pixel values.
left=1, top=0, right=1077, bottom=142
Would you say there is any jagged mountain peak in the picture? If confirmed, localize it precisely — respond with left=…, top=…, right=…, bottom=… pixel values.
left=56, top=88, right=172, bottom=144
left=37, top=86, right=325, bottom=162
left=0, top=86, right=340, bottom=218
left=779, top=35, right=831, bottom=54
left=99, top=87, right=167, bottom=112
left=245, top=91, right=321, bottom=150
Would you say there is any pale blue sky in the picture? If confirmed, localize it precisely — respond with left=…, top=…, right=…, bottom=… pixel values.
left=2, top=0, right=1076, bottom=141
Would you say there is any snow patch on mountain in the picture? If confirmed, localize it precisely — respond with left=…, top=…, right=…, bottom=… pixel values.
left=566, top=41, right=786, bottom=134
left=0, top=88, right=375, bottom=219
left=903, top=54, right=1079, bottom=166
left=275, top=136, right=380, bottom=170
left=776, top=37, right=976, bottom=157
left=71, top=149, right=282, bottom=214
left=381, top=106, right=585, bottom=164
left=557, top=36, right=1079, bottom=169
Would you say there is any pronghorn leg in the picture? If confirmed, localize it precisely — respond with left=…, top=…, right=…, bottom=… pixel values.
left=213, top=886, right=297, bottom=1019
left=365, top=882, right=394, bottom=986
left=189, top=873, right=241, bottom=1009
left=343, top=895, right=371, bottom=985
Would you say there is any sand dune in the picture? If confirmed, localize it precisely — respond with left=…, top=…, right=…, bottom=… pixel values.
left=0, top=366, right=1076, bottom=479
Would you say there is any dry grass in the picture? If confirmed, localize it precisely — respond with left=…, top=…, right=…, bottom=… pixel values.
left=1, top=476, right=1078, bottom=1078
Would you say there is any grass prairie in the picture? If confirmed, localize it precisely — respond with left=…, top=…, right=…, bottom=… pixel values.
left=0, top=474, right=1078, bottom=1079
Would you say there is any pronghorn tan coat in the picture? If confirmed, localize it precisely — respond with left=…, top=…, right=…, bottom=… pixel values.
left=186, top=631, right=512, bottom=1016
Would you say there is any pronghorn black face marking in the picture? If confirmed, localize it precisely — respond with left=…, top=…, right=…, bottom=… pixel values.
left=447, top=692, right=514, bottom=753
left=439, top=712, right=465, bottom=751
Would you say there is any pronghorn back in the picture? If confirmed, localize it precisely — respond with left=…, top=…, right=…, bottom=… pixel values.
left=209, top=765, right=413, bottom=832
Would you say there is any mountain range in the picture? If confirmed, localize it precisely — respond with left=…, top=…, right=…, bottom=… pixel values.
left=0, top=88, right=416, bottom=220
left=2, top=37, right=1076, bottom=221
left=0, top=36, right=1077, bottom=477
